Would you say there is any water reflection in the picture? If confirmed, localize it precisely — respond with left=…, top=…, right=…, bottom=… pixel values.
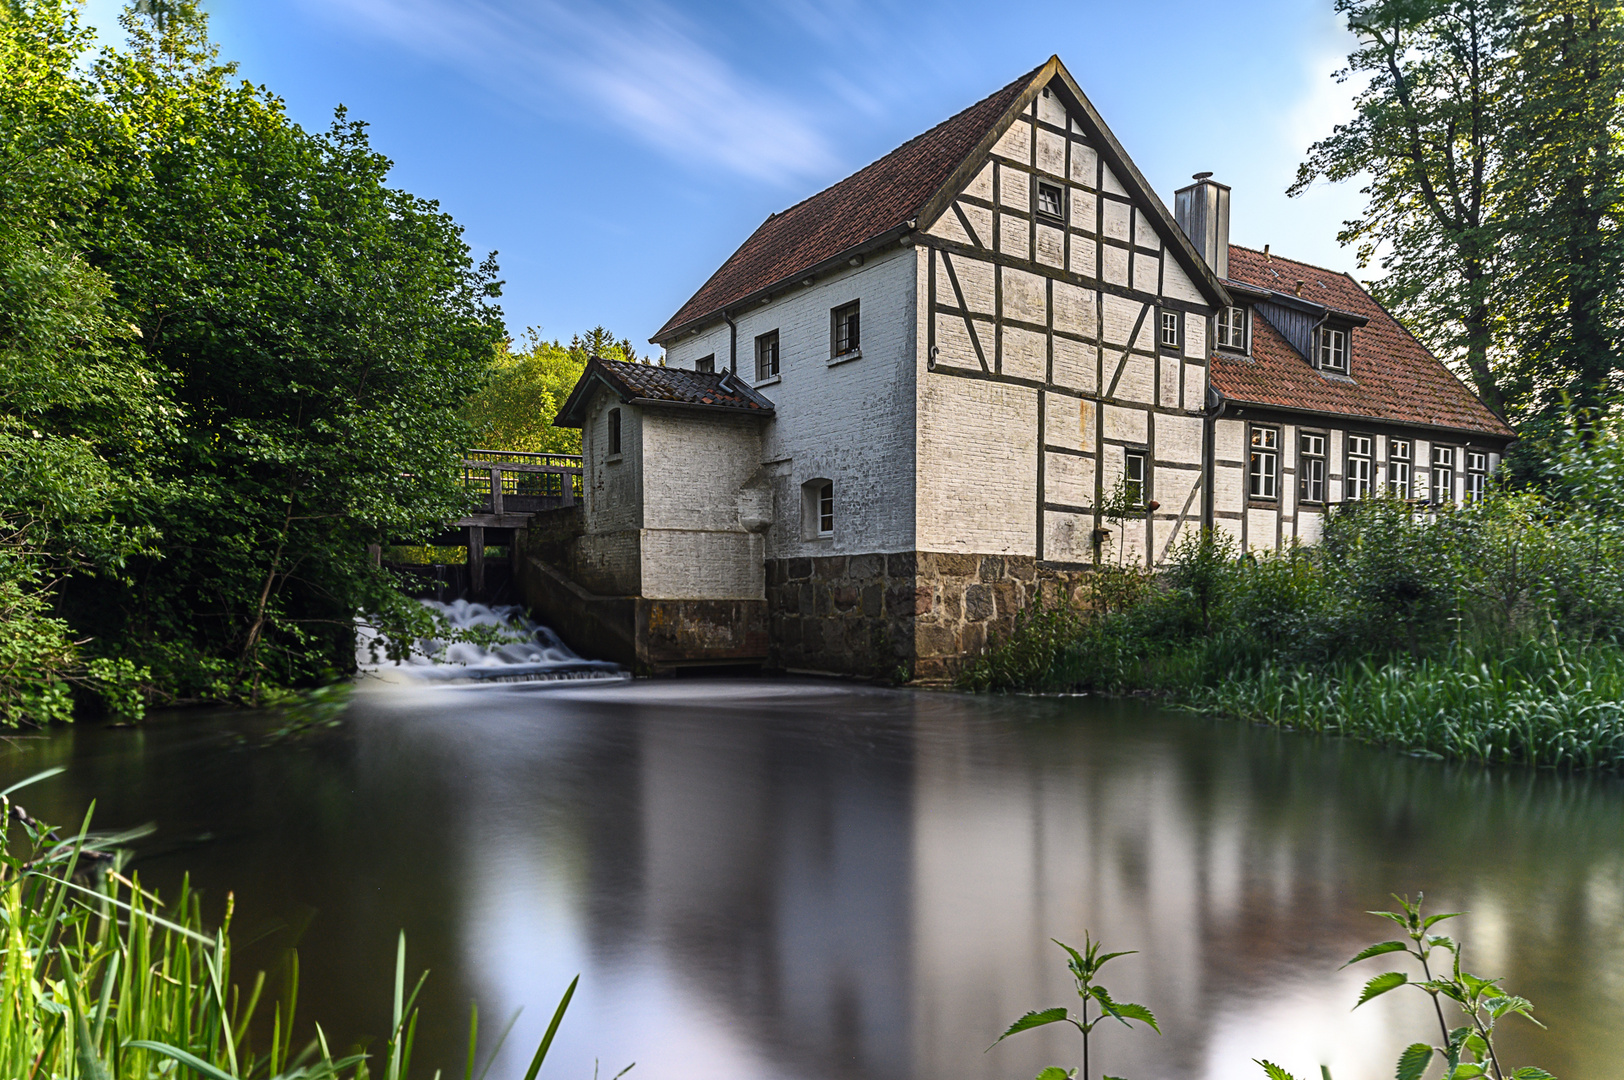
left=4, top=681, right=1623, bottom=1079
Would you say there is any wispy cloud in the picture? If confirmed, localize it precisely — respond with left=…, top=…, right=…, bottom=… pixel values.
left=303, top=0, right=839, bottom=184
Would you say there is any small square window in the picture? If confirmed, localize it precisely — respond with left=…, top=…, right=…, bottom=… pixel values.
left=755, top=330, right=779, bottom=381
left=1159, top=310, right=1181, bottom=350
left=1319, top=327, right=1348, bottom=372
left=1036, top=181, right=1064, bottom=219
left=1217, top=306, right=1247, bottom=350
left=831, top=301, right=860, bottom=357
left=695, top=354, right=715, bottom=373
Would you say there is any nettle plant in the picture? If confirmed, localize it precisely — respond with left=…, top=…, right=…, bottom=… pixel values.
left=989, top=936, right=1159, bottom=1080
left=1259, top=895, right=1552, bottom=1080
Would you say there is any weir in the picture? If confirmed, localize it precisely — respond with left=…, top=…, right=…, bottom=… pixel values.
left=357, top=598, right=626, bottom=684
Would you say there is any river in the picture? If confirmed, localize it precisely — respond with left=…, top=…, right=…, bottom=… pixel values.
left=4, top=678, right=1622, bottom=1079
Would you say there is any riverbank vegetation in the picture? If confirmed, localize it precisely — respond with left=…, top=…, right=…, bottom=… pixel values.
left=0, top=773, right=584, bottom=1079
left=0, top=0, right=508, bottom=721
left=961, top=416, right=1624, bottom=771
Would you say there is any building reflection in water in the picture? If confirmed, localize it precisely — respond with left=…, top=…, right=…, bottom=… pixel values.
left=415, top=682, right=1624, bottom=1080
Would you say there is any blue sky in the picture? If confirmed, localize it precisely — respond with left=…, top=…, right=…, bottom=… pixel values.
left=82, top=0, right=1369, bottom=353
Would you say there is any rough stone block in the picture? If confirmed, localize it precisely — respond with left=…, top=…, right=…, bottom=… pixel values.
left=961, top=622, right=988, bottom=656
left=779, top=617, right=802, bottom=649
left=1007, top=557, right=1037, bottom=581
left=993, top=582, right=1021, bottom=618
left=914, top=622, right=959, bottom=657
left=931, top=552, right=978, bottom=577
left=861, top=584, right=883, bottom=619
left=813, top=556, right=848, bottom=579
left=848, top=553, right=884, bottom=581
left=979, top=555, right=1006, bottom=582
left=832, top=585, right=859, bottom=611
left=788, top=558, right=812, bottom=581
left=965, top=584, right=994, bottom=621
left=802, top=620, right=825, bottom=654
left=814, top=585, right=834, bottom=617
left=886, top=551, right=917, bottom=577
left=798, top=583, right=815, bottom=617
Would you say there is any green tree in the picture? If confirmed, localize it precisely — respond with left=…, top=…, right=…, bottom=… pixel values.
left=463, top=326, right=649, bottom=455
left=1497, top=0, right=1624, bottom=420
left=1291, top=0, right=1517, bottom=415
left=52, top=1, right=502, bottom=703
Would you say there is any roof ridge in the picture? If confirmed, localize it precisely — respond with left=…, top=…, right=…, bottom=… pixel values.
left=1229, top=243, right=1358, bottom=281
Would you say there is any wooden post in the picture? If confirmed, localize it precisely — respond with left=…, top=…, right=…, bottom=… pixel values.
left=366, top=543, right=381, bottom=567
left=561, top=468, right=575, bottom=507
left=468, top=525, right=485, bottom=596
left=489, top=466, right=503, bottom=516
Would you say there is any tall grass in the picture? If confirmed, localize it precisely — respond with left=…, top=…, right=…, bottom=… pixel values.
left=1191, top=638, right=1624, bottom=771
left=0, top=770, right=576, bottom=1079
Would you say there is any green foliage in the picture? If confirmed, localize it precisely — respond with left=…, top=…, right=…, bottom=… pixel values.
left=989, top=935, right=1157, bottom=1080
left=0, top=772, right=593, bottom=1079
left=1294, top=0, right=1624, bottom=426
left=0, top=0, right=510, bottom=716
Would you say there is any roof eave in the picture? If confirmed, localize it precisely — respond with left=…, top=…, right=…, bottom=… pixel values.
left=1210, top=387, right=1515, bottom=442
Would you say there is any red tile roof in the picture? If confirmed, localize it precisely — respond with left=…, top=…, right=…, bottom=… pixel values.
left=653, top=65, right=1043, bottom=342
left=554, top=357, right=774, bottom=428
left=1212, top=246, right=1513, bottom=439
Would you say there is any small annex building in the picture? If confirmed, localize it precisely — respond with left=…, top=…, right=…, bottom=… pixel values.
left=526, top=55, right=1513, bottom=679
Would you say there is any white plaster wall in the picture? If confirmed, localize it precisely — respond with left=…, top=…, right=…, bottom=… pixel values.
left=666, top=245, right=919, bottom=558
left=916, top=374, right=1038, bottom=554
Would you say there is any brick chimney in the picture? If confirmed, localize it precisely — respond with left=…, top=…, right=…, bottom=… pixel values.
left=1174, top=172, right=1230, bottom=280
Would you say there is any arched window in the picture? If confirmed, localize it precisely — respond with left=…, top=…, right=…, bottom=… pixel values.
left=801, top=478, right=833, bottom=539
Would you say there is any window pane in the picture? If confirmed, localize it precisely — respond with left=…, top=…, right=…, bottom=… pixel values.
left=819, top=483, right=834, bottom=533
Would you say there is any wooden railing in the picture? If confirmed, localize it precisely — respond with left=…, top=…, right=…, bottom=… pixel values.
left=461, top=450, right=583, bottom=515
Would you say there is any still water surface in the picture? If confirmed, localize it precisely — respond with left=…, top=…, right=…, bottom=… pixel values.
left=5, top=680, right=1624, bottom=1079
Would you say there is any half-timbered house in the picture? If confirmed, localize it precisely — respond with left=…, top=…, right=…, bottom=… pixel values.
left=537, top=55, right=1513, bottom=678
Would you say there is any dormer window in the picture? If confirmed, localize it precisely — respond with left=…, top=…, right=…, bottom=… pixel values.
left=1217, top=306, right=1247, bottom=350
left=1319, top=327, right=1348, bottom=372
left=1036, top=181, right=1064, bottom=220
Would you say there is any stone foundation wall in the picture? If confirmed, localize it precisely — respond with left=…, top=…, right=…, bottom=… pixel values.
left=766, top=551, right=1094, bottom=681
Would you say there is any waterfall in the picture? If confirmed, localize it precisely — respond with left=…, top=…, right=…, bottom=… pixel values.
left=359, top=599, right=626, bottom=684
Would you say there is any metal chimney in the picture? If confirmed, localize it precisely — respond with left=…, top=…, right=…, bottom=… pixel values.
left=1174, top=172, right=1230, bottom=280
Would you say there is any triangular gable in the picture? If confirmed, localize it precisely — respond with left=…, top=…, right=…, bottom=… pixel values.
left=914, top=56, right=1230, bottom=310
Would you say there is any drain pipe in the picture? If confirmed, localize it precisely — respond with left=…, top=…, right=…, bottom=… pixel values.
left=1203, top=386, right=1229, bottom=532
left=722, top=309, right=738, bottom=376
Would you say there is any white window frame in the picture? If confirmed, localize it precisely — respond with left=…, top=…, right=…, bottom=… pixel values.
left=1299, top=432, right=1327, bottom=504
left=1123, top=450, right=1147, bottom=507
left=802, top=478, right=834, bottom=539
left=1389, top=438, right=1412, bottom=497
left=1465, top=451, right=1488, bottom=503
left=1217, top=306, right=1247, bottom=351
left=1036, top=180, right=1064, bottom=220
left=830, top=300, right=860, bottom=358
left=1160, top=310, right=1181, bottom=350
left=1249, top=427, right=1279, bottom=500
left=1432, top=445, right=1456, bottom=504
left=1347, top=434, right=1373, bottom=499
left=1319, top=327, right=1348, bottom=372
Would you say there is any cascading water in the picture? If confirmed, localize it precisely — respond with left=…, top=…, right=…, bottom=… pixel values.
left=358, top=599, right=626, bottom=684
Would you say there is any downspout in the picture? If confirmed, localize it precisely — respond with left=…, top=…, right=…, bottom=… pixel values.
left=1203, top=386, right=1228, bottom=533
left=722, top=310, right=738, bottom=376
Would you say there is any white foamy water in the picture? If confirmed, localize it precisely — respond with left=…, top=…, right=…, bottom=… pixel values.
left=358, top=599, right=626, bottom=684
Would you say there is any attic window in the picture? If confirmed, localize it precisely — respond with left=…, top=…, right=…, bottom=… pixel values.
left=1036, top=181, right=1064, bottom=220
left=1217, top=306, right=1247, bottom=350
left=696, top=354, right=715, bottom=373
left=1319, top=327, right=1348, bottom=372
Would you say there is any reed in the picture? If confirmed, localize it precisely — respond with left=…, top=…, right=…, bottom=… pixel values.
left=0, top=770, right=582, bottom=1080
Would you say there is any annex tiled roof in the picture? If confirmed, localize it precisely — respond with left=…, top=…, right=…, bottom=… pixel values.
left=1211, top=246, right=1513, bottom=439
left=652, top=65, right=1043, bottom=342
left=553, top=357, right=774, bottom=428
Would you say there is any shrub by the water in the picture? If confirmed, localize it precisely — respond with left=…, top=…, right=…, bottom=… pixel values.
left=960, top=415, right=1624, bottom=771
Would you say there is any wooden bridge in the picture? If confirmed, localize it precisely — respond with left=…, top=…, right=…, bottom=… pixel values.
left=443, top=450, right=583, bottom=595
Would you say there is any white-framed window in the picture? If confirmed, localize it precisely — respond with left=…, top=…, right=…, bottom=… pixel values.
left=1160, top=310, right=1181, bottom=350
left=1036, top=180, right=1064, bottom=219
left=1347, top=434, right=1373, bottom=499
left=831, top=301, right=860, bottom=357
left=1319, top=327, right=1348, bottom=372
left=607, top=408, right=622, bottom=457
left=755, top=329, right=779, bottom=381
left=1300, top=432, right=1326, bottom=503
left=1465, top=450, right=1488, bottom=503
left=1124, top=450, right=1147, bottom=507
left=1432, top=445, right=1456, bottom=504
left=1389, top=438, right=1412, bottom=496
left=1217, top=306, right=1247, bottom=350
left=802, top=478, right=834, bottom=539
left=1249, top=427, right=1279, bottom=500
left=695, top=354, right=715, bottom=374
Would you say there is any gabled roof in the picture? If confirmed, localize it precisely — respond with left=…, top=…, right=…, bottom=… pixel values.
left=653, top=56, right=1229, bottom=344
left=554, top=357, right=775, bottom=429
left=1210, top=246, right=1513, bottom=439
